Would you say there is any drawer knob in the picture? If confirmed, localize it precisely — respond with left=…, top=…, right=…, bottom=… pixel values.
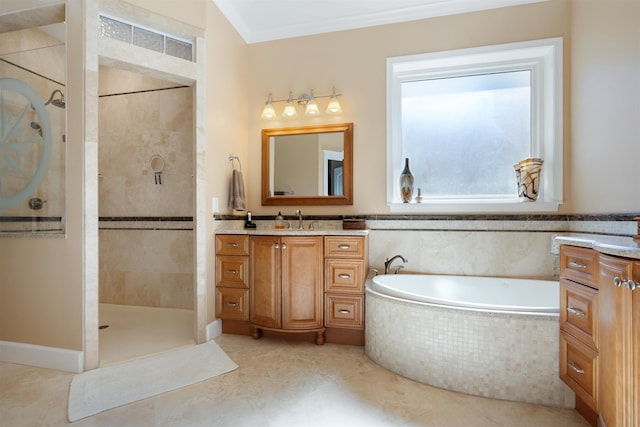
left=226, top=269, right=238, bottom=274
left=226, top=302, right=238, bottom=307
left=567, top=307, right=585, bottom=317
left=625, top=279, right=637, bottom=291
left=337, top=244, right=351, bottom=249
left=569, top=261, right=587, bottom=269
left=568, top=361, right=585, bottom=374
left=614, top=277, right=623, bottom=287
left=226, top=242, right=239, bottom=247
left=338, top=309, right=351, bottom=314
left=338, top=274, right=351, bottom=279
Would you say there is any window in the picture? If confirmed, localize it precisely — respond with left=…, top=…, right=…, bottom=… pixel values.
left=387, top=38, right=563, bottom=212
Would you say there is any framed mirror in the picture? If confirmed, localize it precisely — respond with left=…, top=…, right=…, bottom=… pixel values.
left=262, top=123, right=353, bottom=205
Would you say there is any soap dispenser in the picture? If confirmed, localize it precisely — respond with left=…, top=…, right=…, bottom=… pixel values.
left=244, top=211, right=256, bottom=229
left=275, top=211, right=285, bottom=230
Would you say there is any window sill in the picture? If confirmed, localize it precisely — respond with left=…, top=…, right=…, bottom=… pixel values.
left=388, top=199, right=562, bottom=214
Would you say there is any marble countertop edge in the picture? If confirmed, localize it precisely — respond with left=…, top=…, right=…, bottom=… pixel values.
left=555, top=233, right=640, bottom=260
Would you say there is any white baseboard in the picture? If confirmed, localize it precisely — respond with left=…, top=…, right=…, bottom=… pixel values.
left=205, top=319, right=222, bottom=341
left=0, top=340, right=83, bottom=373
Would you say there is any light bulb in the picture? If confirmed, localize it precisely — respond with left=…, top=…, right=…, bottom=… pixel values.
left=261, top=94, right=276, bottom=119
left=283, top=103, right=297, bottom=117
left=326, top=99, right=342, bottom=114
left=261, top=104, right=276, bottom=119
left=283, top=91, right=297, bottom=117
left=326, top=87, right=342, bottom=114
left=305, top=100, right=320, bottom=116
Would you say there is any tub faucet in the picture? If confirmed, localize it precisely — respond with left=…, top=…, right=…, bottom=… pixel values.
left=296, top=209, right=304, bottom=229
left=384, top=255, right=408, bottom=274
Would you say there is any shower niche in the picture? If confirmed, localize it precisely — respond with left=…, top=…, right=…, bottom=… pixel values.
left=0, top=4, right=67, bottom=234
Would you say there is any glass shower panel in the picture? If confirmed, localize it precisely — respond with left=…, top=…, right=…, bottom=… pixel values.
left=0, top=21, right=66, bottom=234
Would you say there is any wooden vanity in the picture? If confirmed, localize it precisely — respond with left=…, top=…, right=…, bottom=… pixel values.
left=215, top=231, right=368, bottom=346
left=558, top=237, right=640, bottom=427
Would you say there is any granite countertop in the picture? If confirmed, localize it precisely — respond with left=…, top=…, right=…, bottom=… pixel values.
left=555, top=233, right=640, bottom=260
left=216, top=229, right=369, bottom=236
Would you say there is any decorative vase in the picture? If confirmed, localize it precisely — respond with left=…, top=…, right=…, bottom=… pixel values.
left=514, top=157, right=543, bottom=201
left=400, top=157, right=414, bottom=203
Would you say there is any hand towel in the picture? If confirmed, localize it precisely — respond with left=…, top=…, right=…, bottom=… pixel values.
left=228, top=169, right=246, bottom=211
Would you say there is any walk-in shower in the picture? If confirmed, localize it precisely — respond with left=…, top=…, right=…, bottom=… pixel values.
left=98, top=65, right=195, bottom=366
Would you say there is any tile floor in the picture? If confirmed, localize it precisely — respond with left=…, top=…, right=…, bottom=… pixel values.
left=1, top=334, right=590, bottom=427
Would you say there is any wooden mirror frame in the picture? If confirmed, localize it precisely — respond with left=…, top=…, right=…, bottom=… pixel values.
left=262, top=123, right=353, bottom=206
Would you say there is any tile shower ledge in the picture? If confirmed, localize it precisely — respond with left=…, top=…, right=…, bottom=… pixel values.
left=555, top=233, right=640, bottom=260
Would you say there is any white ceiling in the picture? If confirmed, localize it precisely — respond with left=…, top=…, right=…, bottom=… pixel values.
left=212, top=0, right=548, bottom=44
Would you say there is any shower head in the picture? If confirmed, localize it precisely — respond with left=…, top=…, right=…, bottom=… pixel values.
left=44, top=89, right=65, bottom=109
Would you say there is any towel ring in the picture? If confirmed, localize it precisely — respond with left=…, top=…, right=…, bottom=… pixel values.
left=150, top=155, right=165, bottom=173
left=228, top=155, right=242, bottom=171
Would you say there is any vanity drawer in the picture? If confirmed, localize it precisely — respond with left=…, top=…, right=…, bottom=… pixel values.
left=325, top=294, right=364, bottom=329
left=560, top=246, right=599, bottom=289
left=216, top=234, right=249, bottom=256
left=215, top=287, right=249, bottom=321
left=560, top=278, right=598, bottom=349
left=216, top=256, right=249, bottom=288
left=325, top=260, right=365, bottom=293
left=560, top=332, right=598, bottom=411
left=325, top=236, right=366, bottom=259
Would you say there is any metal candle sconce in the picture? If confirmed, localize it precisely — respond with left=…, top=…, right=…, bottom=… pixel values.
left=150, top=155, right=165, bottom=184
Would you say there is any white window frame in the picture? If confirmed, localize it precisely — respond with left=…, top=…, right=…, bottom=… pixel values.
left=387, top=38, right=563, bottom=213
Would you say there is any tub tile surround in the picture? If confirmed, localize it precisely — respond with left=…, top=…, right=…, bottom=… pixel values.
left=365, top=292, right=575, bottom=408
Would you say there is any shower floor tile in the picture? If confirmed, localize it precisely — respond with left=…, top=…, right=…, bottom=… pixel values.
left=99, top=303, right=195, bottom=366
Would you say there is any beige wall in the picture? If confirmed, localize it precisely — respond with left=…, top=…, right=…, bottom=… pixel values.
left=203, top=1, right=248, bottom=324
left=244, top=0, right=639, bottom=216
left=569, top=0, right=640, bottom=213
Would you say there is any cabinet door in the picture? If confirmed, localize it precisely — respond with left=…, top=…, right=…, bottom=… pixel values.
left=250, top=236, right=281, bottom=329
left=281, top=236, right=324, bottom=330
left=598, top=254, right=634, bottom=427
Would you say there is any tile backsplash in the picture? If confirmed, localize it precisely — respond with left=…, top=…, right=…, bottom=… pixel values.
left=215, top=213, right=637, bottom=280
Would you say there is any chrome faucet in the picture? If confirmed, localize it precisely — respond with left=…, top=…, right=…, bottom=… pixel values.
left=296, top=209, right=304, bottom=229
left=384, top=255, right=408, bottom=274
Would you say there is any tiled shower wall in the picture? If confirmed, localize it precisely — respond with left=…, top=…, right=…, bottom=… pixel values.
left=98, top=68, right=193, bottom=309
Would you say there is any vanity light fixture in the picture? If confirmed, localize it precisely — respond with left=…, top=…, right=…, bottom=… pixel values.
left=261, top=87, right=343, bottom=119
